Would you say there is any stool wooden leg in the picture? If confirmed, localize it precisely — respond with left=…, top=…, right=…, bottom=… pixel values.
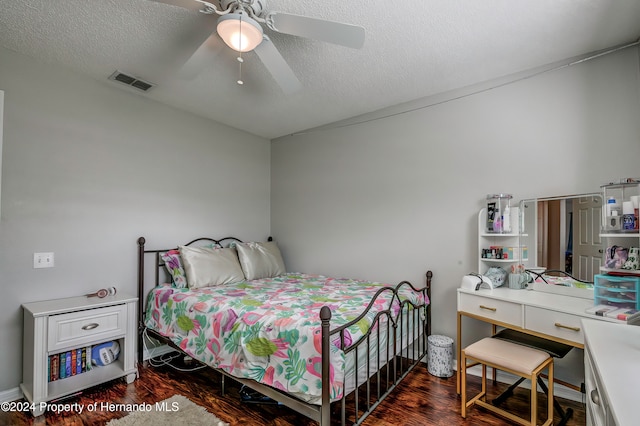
left=547, top=361, right=554, bottom=426
left=531, top=371, right=537, bottom=426
left=461, top=350, right=467, bottom=418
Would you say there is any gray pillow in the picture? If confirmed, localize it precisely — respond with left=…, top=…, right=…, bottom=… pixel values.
left=235, top=241, right=286, bottom=280
left=179, top=246, right=245, bottom=289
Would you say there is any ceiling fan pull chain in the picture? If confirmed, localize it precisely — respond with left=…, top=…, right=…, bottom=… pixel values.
left=237, top=55, right=244, bottom=85
left=237, top=12, right=244, bottom=85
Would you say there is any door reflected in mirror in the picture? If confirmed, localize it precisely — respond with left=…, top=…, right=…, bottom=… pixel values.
left=520, top=194, right=602, bottom=283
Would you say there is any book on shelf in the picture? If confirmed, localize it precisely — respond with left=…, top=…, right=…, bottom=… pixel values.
left=65, top=350, right=71, bottom=378
left=49, top=354, right=60, bottom=382
left=86, top=345, right=92, bottom=371
left=59, top=352, right=66, bottom=379
left=71, top=350, right=77, bottom=376
left=48, top=345, right=96, bottom=382
left=76, top=348, right=82, bottom=375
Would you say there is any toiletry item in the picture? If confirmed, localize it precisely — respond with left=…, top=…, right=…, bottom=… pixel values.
left=607, top=196, right=620, bottom=217
left=494, top=211, right=502, bottom=233
left=607, top=215, right=622, bottom=231
left=631, top=196, right=640, bottom=230
left=487, top=202, right=496, bottom=232
left=623, top=201, right=635, bottom=231
left=486, top=194, right=512, bottom=233
left=502, top=204, right=511, bottom=233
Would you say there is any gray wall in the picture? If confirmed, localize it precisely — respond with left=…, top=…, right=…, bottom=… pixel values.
left=0, top=47, right=271, bottom=392
left=271, top=46, right=640, bottom=387
left=1, top=43, right=640, bottom=397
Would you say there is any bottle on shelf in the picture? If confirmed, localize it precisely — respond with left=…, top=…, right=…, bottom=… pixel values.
left=502, top=204, right=511, bottom=234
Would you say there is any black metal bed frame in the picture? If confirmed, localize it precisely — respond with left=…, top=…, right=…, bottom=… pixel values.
left=137, top=236, right=432, bottom=426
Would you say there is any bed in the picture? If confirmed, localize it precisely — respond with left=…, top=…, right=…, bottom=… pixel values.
left=137, top=236, right=432, bottom=425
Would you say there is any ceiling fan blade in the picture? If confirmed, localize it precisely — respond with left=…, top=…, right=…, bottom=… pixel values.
left=146, top=0, right=221, bottom=79
left=146, top=0, right=205, bottom=12
left=179, top=34, right=224, bottom=79
left=254, top=36, right=302, bottom=95
left=267, top=12, right=365, bottom=49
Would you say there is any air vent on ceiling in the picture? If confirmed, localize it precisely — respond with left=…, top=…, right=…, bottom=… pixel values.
left=108, top=71, right=154, bottom=92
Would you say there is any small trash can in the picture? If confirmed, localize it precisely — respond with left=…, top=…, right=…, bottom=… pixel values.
left=427, top=334, right=454, bottom=378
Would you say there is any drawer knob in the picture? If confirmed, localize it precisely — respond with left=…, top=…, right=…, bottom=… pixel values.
left=81, top=323, right=100, bottom=331
left=479, top=305, right=497, bottom=312
left=554, top=322, right=580, bottom=332
left=590, top=389, right=600, bottom=405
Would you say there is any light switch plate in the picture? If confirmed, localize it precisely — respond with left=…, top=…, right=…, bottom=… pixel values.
left=34, top=252, right=54, bottom=268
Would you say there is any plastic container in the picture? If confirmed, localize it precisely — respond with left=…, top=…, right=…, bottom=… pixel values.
left=508, top=273, right=527, bottom=289
left=602, top=181, right=640, bottom=233
left=427, top=335, right=454, bottom=377
left=594, top=274, right=640, bottom=310
left=486, top=194, right=513, bottom=233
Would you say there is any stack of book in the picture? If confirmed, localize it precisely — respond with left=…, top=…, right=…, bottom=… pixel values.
left=48, top=346, right=92, bottom=382
left=585, top=305, right=640, bottom=325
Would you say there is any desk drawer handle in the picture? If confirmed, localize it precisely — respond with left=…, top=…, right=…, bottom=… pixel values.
left=479, top=305, right=497, bottom=312
left=81, top=323, right=99, bottom=331
left=554, top=322, right=580, bottom=332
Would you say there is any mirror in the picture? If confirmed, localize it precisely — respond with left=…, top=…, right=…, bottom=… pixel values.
left=519, top=194, right=603, bottom=283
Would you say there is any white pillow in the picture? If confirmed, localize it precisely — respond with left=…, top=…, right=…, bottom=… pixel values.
left=179, top=246, right=245, bottom=289
left=235, top=241, right=286, bottom=280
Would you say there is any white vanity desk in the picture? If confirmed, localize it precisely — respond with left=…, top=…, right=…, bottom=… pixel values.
left=582, top=319, right=640, bottom=426
left=456, top=286, right=622, bottom=394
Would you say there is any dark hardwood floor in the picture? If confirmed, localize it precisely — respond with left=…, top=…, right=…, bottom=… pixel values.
left=1, top=360, right=585, bottom=425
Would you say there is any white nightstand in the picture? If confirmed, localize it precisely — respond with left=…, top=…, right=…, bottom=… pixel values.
left=21, top=293, right=138, bottom=416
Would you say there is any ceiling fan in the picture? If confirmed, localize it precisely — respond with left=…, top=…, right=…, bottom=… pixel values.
left=151, top=0, right=366, bottom=93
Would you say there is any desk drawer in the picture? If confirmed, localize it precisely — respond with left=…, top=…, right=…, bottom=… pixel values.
left=525, top=306, right=584, bottom=345
left=48, top=304, right=127, bottom=352
left=458, top=293, right=522, bottom=326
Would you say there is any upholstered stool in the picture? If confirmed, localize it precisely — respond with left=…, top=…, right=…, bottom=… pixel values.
left=492, top=329, right=574, bottom=425
left=461, top=337, right=553, bottom=426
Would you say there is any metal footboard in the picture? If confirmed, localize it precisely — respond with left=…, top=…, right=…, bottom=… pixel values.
left=320, top=273, right=432, bottom=426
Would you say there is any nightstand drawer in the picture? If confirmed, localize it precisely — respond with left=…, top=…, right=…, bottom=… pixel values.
left=48, top=304, right=127, bottom=352
left=458, top=292, right=522, bottom=327
left=525, top=306, right=584, bottom=345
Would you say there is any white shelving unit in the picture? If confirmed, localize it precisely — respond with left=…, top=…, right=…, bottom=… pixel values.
left=600, top=181, right=640, bottom=277
left=599, top=233, right=640, bottom=276
left=21, top=293, right=138, bottom=416
left=478, top=208, right=528, bottom=275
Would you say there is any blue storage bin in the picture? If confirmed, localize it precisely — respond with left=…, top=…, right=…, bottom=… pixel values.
left=594, top=274, right=640, bottom=310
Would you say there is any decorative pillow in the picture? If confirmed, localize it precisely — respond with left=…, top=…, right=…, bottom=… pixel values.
left=179, top=245, right=245, bottom=289
left=235, top=241, right=286, bottom=280
left=161, top=250, right=187, bottom=289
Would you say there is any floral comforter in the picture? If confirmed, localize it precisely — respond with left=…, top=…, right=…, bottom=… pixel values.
left=145, top=273, right=429, bottom=403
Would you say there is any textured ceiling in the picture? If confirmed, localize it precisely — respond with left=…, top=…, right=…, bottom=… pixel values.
left=1, top=0, right=640, bottom=139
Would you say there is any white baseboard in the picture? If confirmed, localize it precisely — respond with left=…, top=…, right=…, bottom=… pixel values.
left=456, top=360, right=583, bottom=403
left=0, top=387, right=23, bottom=403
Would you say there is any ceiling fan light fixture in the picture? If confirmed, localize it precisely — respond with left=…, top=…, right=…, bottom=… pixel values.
left=217, top=12, right=264, bottom=53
